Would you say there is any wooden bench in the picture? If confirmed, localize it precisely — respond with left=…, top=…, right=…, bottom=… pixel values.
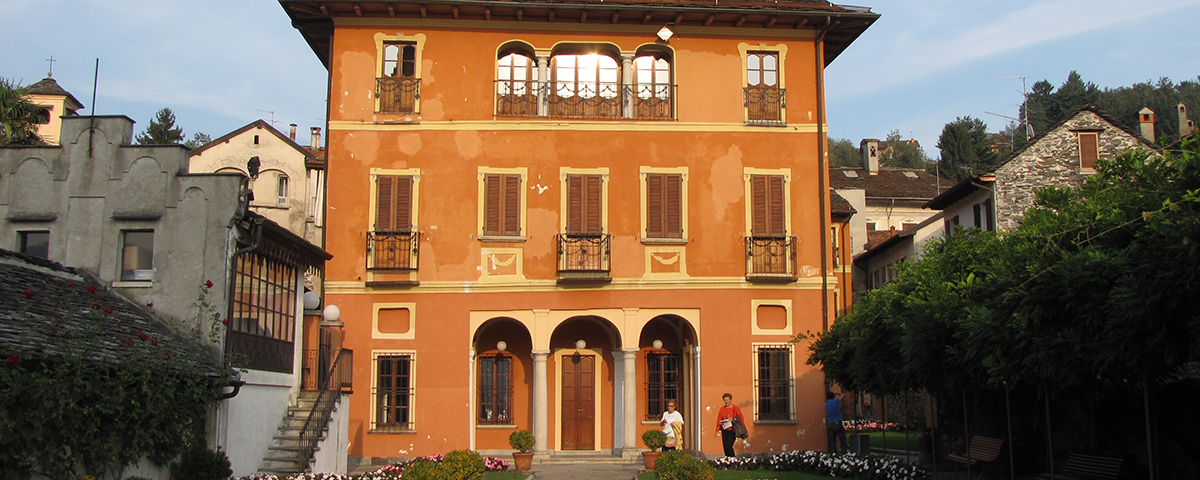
left=947, top=435, right=1004, bottom=479
left=1037, top=452, right=1123, bottom=480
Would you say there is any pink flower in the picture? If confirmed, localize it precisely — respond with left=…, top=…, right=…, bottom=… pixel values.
left=204, top=280, right=214, bottom=288
left=7, top=354, right=18, bottom=369
left=22, top=289, right=34, bottom=299
left=67, top=281, right=76, bottom=288
left=87, top=285, right=97, bottom=293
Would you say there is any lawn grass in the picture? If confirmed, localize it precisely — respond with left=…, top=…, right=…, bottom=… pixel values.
left=484, top=471, right=531, bottom=480
left=638, top=471, right=839, bottom=480
left=863, top=430, right=921, bottom=451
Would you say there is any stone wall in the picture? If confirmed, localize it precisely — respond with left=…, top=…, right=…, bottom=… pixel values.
left=993, top=110, right=1142, bottom=231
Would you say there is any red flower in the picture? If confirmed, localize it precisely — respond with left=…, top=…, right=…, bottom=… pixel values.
left=164, top=351, right=172, bottom=358
left=7, top=354, right=17, bottom=369
left=138, top=333, right=148, bottom=341
left=146, top=302, right=154, bottom=307
left=22, top=290, right=34, bottom=299
left=67, top=281, right=76, bottom=288
left=204, top=280, right=214, bottom=289
left=222, top=318, right=229, bottom=326
left=87, top=285, right=97, bottom=293
left=105, top=306, right=114, bottom=314
left=151, top=339, right=158, bottom=346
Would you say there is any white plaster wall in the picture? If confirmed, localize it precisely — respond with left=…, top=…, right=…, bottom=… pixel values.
left=833, top=188, right=867, bottom=253
left=312, top=393, right=352, bottom=474
left=941, top=188, right=994, bottom=234
left=219, top=370, right=295, bottom=476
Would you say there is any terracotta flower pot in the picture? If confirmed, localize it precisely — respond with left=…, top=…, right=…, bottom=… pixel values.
left=512, top=452, right=534, bottom=471
left=642, top=451, right=660, bottom=469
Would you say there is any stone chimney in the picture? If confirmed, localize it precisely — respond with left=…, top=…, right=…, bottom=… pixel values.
left=311, top=127, right=322, bottom=148
left=1138, top=107, right=1155, bottom=143
left=1180, top=102, right=1196, bottom=139
left=859, top=138, right=880, bottom=175
left=289, top=123, right=297, bottom=141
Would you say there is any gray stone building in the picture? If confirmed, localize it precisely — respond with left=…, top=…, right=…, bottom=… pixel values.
left=0, top=115, right=346, bottom=477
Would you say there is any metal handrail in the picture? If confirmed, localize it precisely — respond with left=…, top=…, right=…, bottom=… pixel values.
left=366, top=231, right=420, bottom=271
left=556, top=233, right=611, bottom=273
left=744, top=86, right=786, bottom=124
left=745, top=236, right=798, bottom=278
left=296, top=348, right=351, bottom=471
left=377, top=77, right=421, bottom=113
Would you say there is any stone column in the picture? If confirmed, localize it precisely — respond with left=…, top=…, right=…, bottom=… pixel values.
left=620, top=53, right=635, bottom=119
left=621, top=347, right=639, bottom=458
left=532, top=350, right=550, bottom=457
left=536, top=55, right=550, bottom=117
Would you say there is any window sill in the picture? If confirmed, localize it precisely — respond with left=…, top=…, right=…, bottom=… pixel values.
left=744, top=121, right=787, bottom=127
left=476, top=424, right=517, bottom=430
left=113, top=281, right=153, bottom=288
left=753, top=419, right=796, bottom=426
left=369, top=428, right=417, bottom=435
left=640, top=238, right=687, bottom=245
left=374, top=118, right=421, bottom=125
left=479, top=235, right=527, bottom=243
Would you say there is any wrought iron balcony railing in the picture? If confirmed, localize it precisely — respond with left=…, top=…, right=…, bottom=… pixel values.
left=495, top=80, right=541, bottom=117
left=745, top=236, right=797, bottom=280
left=548, top=82, right=622, bottom=119
left=377, top=77, right=421, bottom=113
left=556, top=233, right=611, bottom=275
left=630, top=84, right=674, bottom=120
left=367, top=231, right=420, bottom=271
left=744, top=86, right=786, bottom=125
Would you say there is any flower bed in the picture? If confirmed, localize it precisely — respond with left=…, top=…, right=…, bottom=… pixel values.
left=709, top=450, right=927, bottom=480
left=230, top=454, right=509, bottom=480
left=843, top=419, right=904, bottom=434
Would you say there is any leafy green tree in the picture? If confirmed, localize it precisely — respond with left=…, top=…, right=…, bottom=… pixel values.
left=936, top=116, right=999, bottom=181
left=879, top=130, right=929, bottom=169
left=184, top=132, right=211, bottom=150
left=136, top=108, right=185, bottom=145
left=0, top=78, right=45, bottom=146
left=828, top=137, right=860, bottom=167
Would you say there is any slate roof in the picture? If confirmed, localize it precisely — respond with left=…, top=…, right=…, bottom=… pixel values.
left=830, top=189, right=855, bottom=216
left=830, top=166, right=947, bottom=200
left=24, top=76, right=84, bottom=110
left=0, top=249, right=222, bottom=374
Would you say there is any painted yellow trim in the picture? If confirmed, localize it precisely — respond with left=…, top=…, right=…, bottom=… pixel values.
left=467, top=308, right=700, bottom=353
left=638, top=166, right=689, bottom=242
left=558, top=167, right=610, bottom=234
left=373, top=302, right=417, bottom=340
left=553, top=347, right=605, bottom=452
left=336, top=17, right=820, bottom=39
left=369, top=350, right=418, bottom=432
left=330, top=275, right=834, bottom=295
left=643, top=246, right=688, bottom=280
left=479, top=247, right=527, bottom=282
left=374, top=33, right=428, bottom=113
left=742, top=167, right=792, bottom=236
left=329, top=120, right=824, bottom=133
left=476, top=167, right=529, bottom=240
left=750, top=299, right=792, bottom=336
left=737, top=43, right=789, bottom=124
left=749, top=342, right=796, bottom=422
left=367, top=168, right=422, bottom=284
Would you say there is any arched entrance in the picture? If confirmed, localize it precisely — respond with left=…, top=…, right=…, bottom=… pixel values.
left=639, top=314, right=701, bottom=452
left=549, top=315, right=621, bottom=451
left=471, top=317, right=533, bottom=451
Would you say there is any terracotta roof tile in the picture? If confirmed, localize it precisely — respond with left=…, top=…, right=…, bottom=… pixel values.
left=830, top=167, right=947, bottom=199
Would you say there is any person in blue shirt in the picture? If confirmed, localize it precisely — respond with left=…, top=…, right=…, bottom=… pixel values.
left=825, top=391, right=848, bottom=454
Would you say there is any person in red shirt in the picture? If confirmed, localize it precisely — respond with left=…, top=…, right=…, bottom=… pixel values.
left=714, top=393, right=745, bottom=457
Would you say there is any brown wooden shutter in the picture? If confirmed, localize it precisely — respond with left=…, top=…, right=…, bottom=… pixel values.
left=567, top=175, right=583, bottom=234
left=567, top=174, right=603, bottom=235
left=646, top=173, right=682, bottom=239
left=376, top=175, right=412, bottom=232
left=503, top=175, right=521, bottom=236
left=751, top=175, right=785, bottom=237
left=1079, top=132, right=1099, bottom=170
left=664, top=174, right=682, bottom=238
left=584, top=175, right=603, bottom=234
left=484, top=174, right=501, bottom=235
left=646, top=173, right=664, bottom=238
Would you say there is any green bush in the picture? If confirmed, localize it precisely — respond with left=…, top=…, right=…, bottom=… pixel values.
left=654, top=450, right=713, bottom=480
left=508, top=429, right=535, bottom=452
left=442, top=449, right=485, bottom=480
left=641, top=429, right=667, bottom=451
left=403, top=458, right=449, bottom=480
left=169, top=445, right=232, bottom=480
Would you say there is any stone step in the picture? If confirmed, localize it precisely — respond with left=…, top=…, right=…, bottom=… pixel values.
left=538, top=454, right=636, bottom=465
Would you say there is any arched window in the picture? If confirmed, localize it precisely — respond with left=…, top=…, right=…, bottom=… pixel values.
left=496, top=51, right=537, bottom=116
left=633, top=54, right=672, bottom=119
left=549, top=53, right=620, bottom=118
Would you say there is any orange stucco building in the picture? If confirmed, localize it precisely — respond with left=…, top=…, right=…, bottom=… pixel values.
left=281, top=0, right=875, bottom=463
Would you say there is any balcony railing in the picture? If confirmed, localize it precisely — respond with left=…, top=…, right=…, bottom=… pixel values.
left=556, top=233, right=611, bottom=276
left=377, top=77, right=420, bottom=113
left=367, top=231, right=420, bottom=271
left=746, top=236, right=797, bottom=281
left=549, top=82, right=622, bottom=119
left=495, top=81, right=676, bottom=120
left=495, top=79, right=540, bottom=117
left=630, top=84, right=673, bottom=120
left=745, top=86, right=786, bottom=125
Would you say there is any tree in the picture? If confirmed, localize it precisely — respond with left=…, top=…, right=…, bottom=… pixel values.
left=828, top=137, right=860, bottom=167
left=136, top=108, right=185, bottom=145
left=0, top=78, right=45, bottom=146
left=936, top=116, right=999, bottom=181
left=878, top=130, right=929, bottom=169
left=183, top=132, right=211, bottom=150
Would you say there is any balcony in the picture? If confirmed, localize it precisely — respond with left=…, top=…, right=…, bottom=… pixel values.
left=377, top=77, right=421, bottom=114
left=630, top=84, right=674, bottom=120
left=548, top=82, right=622, bottom=119
left=556, top=233, right=611, bottom=284
left=744, top=86, right=786, bottom=125
left=494, top=81, right=676, bottom=120
left=367, top=231, right=420, bottom=271
left=745, top=236, right=797, bottom=282
left=495, top=80, right=540, bottom=117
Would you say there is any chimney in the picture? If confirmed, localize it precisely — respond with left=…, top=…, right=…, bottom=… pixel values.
left=289, top=123, right=297, bottom=141
left=1180, top=102, right=1196, bottom=139
left=1138, top=107, right=1155, bottom=143
left=860, top=138, right=880, bottom=175
left=311, top=127, right=322, bottom=148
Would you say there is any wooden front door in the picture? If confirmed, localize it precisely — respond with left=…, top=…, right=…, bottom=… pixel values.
left=561, top=353, right=595, bottom=450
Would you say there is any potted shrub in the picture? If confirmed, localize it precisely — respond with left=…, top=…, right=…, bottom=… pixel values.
left=641, top=429, right=667, bottom=469
left=509, top=430, right=535, bottom=471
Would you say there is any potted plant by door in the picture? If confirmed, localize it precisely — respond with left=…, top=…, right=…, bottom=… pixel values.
left=509, top=430, right=535, bottom=471
left=641, top=430, right=667, bottom=469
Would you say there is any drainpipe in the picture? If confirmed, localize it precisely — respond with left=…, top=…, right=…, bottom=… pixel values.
left=816, top=17, right=834, bottom=332
left=694, top=346, right=702, bottom=453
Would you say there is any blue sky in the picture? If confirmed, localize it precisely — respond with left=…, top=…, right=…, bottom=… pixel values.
left=4, top=0, right=1199, bottom=156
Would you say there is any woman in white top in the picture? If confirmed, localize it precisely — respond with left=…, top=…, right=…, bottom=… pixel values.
left=659, top=400, right=684, bottom=451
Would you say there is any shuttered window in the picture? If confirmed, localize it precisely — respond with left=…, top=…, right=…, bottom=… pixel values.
left=645, top=173, right=682, bottom=239
left=1079, top=132, right=1099, bottom=170
left=483, top=174, right=522, bottom=237
left=376, top=175, right=413, bottom=232
left=750, top=175, right=786, bottom=237
left=566, top=174, right=604, bottom=235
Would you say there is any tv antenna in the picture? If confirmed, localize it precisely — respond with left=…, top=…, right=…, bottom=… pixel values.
left=985, top=111, right=1020, bottom=146
left=256, top=110, right=280, bottom=127
left=998, top=76, right=1033, bottom=138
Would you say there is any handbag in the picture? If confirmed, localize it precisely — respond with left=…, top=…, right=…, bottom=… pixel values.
left=664, top=435, right=677, bottom=448
left=731, top=416, right=749, bottom=439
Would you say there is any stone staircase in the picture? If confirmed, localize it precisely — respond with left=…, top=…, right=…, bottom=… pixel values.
left=258, top=390, right=337, bottom=475
left=538, top=451, right=639, bottom=465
